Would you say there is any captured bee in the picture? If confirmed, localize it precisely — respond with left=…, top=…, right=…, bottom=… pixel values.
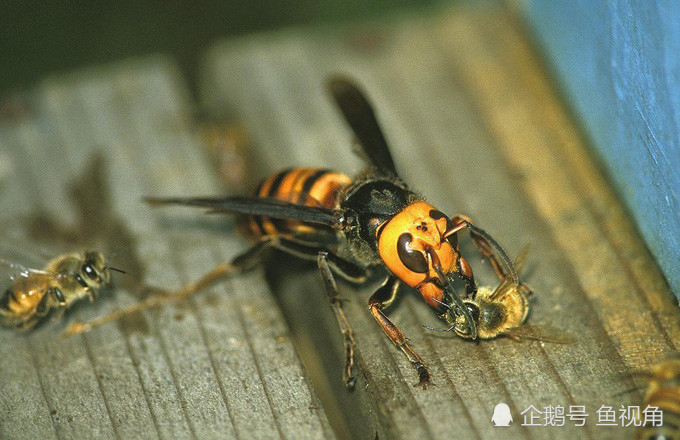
left=76, top=77, right=517, bottom=389
left=426, top=247, right=531, bottom=340
left=637, top=354, right=680, bottom=440
left=0, top=251, right=120, bottom=330
left=444, top=278, right=531, bottom=340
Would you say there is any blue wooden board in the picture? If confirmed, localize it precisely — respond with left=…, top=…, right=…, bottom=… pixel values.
left=527, top=0, right=680, bottom=299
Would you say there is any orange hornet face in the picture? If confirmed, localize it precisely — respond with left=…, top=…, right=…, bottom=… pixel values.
left=377, top=202, right=459, bottom=309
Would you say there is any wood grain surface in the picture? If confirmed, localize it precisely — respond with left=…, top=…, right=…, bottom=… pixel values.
left=0, top=4, right=677, bottom=440
left=0, top=59, right=333, bottom=440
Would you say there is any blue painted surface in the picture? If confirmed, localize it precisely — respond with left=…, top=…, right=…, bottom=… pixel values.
left=527, top=1, right=680, bottom=299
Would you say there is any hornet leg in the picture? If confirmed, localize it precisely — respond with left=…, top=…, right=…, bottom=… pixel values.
left=65, top=233, right=368, bottom=357
left=65, top=236, right=279, bottom=335
left=317, top=252, right=364, bottom=389
left=368, top=276, right=431, bottom=388
left=255, top=236, right=367, bottom=388
left=450, top=214, right=516, bottom=283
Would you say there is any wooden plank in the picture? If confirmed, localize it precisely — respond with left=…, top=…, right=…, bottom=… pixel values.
left=1, top=116, right=121, bottom=439
left=0, top=58, right=334, bottom=440
left=199, top=4, right=680, bottom=440
left=2, top=4, right=677, bottom=440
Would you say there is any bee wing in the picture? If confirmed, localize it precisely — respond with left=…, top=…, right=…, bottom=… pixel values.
left=145, top=196, right=342, bottom=228
left=502, top=324, right=575, bottom=345
left=511, top=244, right=530, bottom=275
left=0, top=259, right=52, bottom=281
left=489, top=276, right=516, bottom=301
left=490, top=244, right=532, bottom=301
left=327, top=76, right=399, bottom=178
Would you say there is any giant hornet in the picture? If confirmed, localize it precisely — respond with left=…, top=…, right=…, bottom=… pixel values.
left=70, top=78, right=519, bottom=388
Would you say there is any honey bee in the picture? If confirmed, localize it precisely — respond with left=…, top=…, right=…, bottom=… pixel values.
left=637, top=354, right=680, bottom=440
left=0, top=250, right=120, bottom=330
left=425, top=247, right=572, bottom=345
left=424, top=247, right=531, bottom=340
left=450, top=279, right=531, bottom=340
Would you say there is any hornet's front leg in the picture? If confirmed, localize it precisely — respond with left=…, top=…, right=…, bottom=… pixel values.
left=447, top=214, right=518, bottom=289
left=368, top=276, right=430, bottom=388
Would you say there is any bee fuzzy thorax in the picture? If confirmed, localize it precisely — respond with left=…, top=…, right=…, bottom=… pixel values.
left=452, top=284, right=530, bottom=340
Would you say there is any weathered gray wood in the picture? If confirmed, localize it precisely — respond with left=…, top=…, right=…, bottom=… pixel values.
left=200, top=5, right=680, bottom=440
left=1, top=4, right=678, bottom=440
left=0, top=58, right=334, bottom=440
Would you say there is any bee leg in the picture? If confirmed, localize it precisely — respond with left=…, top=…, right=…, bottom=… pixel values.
left=368, top=276, right=431, bottom=388
left=36, top=291, right=52, bottom=318
left=316, top=252, right=361, bottom=389
left=51, top=306, right=66, bottom=322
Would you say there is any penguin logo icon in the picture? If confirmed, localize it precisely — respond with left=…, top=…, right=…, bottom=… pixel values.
left=491, top=403, right=513, bottom=427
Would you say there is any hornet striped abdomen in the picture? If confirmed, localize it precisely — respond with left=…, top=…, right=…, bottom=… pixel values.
left=242, top=167, right=351, bottom=238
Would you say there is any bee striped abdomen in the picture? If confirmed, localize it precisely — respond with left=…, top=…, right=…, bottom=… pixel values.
left=3, top=282, right=45, bottom=315
left=0, top=280, right=51, bottom=328
left=242, top=167, right=351, bottom=238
